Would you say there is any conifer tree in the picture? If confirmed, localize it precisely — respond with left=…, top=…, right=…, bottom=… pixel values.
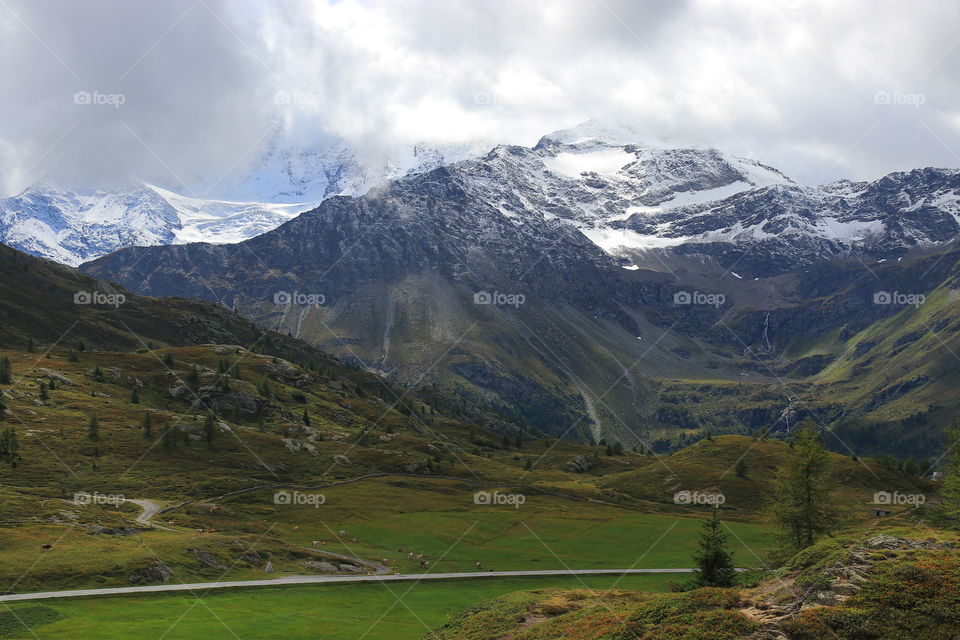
left=770, top=421, right=838, bottom=549
left=735, top=458, right=748, bottom=478
left=940, top=425, right=960, bottom=527
left=690, top=509, right=737, bottom=587
left=204, top=414, right=216, bottom=449
left=161, top=423, right=176, bottom=450
left=186, top=365, right=201, bottom=390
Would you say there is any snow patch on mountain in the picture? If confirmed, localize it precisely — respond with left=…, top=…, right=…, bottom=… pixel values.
left=542, top=148, right=637, bottom=178
left=580, top=226, right=691, bottom=253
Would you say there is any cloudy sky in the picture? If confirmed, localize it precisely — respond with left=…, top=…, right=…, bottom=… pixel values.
left=1, top=0, right=958, bottom=196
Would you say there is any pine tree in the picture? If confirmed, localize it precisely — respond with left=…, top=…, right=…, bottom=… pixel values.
left=0, top=356, right=11, bottom=384
left=141, top=411, right=152, bottom=438
left=68, top=350, right=79, bottom=363
left=735, top=458, right=748, bottom=478
left=186, top=365, right=201, bottom=390
left=203, top=414, right=216, bottom=449
left=87, top=415, right=100, bottom=441
left=256, top=414, right=266, bottom=432
left=0, top=426, right=21, bottom=467
left=130, top=387, right=140, bottom=404
left=77, top=339, right=86, bottom=353
left=163, top=352, right=175, bottom=367
left=39, top=381, right=49, bottom=402
left=940, top=425, right=960, bottom=527
left=302, top=408, right=310, bottom=426
left=26, top=337, right=34, bottom=353
left=0, top=426, right=17, bottom=455
left=161, top=423, right=176, bottom=450
left=690, top=509, right=737, bottom=587
left=770, top=421, right=838, bottom=549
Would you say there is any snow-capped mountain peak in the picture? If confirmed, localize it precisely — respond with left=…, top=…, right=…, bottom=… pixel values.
left=0, top=132, right=494, bottom=265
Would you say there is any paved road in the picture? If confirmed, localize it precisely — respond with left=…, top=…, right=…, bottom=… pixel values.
left=124, top=499, right=179, bottom=531
left=0, top=568, right=694, bottom=603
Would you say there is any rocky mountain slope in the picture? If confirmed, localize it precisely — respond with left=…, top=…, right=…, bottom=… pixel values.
left=78, top=124, right=960, bottom=453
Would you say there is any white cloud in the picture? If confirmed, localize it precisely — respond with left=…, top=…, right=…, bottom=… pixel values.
left=0, top=0, right=957, bottom=196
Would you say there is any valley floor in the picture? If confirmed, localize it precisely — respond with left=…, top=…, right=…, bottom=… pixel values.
left=0, top=575, right=676, bottom=639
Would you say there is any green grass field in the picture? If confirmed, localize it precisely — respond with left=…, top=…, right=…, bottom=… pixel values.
left=1, top=575, right=676, bottom=640
left=0, top=496, right=774, bottom=592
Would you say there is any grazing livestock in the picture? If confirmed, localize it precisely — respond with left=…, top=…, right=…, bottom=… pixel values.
left=338, top=529, right=347, bottom=536
left=407, top=552, right=414, bottom=560
left=40, top=544, right=52, bottom=550
left=419, top=560, right=430, bottom=569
